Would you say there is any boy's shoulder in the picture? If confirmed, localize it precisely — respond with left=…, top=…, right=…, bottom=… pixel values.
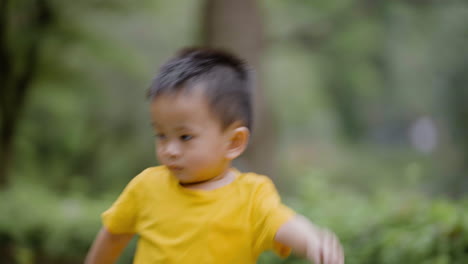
left=140, top=165, right=171, bottom=178
left=125, top=166, right=172, bottom=189
left=237, top=170, right=275, bottom=186
left=235, top=170, right=280, bottom=195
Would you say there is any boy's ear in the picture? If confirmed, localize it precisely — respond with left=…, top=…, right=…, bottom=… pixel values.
left=225, top=126, right=250, bottom=160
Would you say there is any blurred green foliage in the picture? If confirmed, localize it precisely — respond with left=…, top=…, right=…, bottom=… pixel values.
left=1, top=0, right=468, bottom=263
left=0, top=182, right=105, bottom=263
left=1, top=169, right=466, bottom=263
left=259, top=168, right=468, bottom=264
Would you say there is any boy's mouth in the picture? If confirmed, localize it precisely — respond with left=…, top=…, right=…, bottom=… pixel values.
left=167, top=165, right=183, bottom=171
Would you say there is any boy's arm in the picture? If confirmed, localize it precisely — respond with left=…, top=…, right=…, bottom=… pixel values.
left=275, top=215, right=344, bottom=264
left=85, top=227, right=134, bottom=264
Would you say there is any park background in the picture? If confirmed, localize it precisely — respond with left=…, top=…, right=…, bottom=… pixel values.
left=1, top=0, right=467, bottom=263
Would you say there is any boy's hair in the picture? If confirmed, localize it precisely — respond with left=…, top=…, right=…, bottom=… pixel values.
left=148, top=47, right=253, bottom=130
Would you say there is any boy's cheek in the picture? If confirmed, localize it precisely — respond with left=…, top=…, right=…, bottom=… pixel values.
left=156, top=152, right=165, bottom=164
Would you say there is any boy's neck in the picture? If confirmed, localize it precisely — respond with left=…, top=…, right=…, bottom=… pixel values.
left=179, top=168, right=236, bottom=190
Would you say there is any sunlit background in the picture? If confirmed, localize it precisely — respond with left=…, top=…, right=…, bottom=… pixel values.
left=1, top=0, right=467, bottom=263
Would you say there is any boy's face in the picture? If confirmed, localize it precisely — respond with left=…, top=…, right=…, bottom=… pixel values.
left=150, top=88, right=231, bottom=184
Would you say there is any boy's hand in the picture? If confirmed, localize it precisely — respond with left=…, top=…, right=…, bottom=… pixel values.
left=275, top=215, right=344, bottom=264
left=307, top=226, right=343, bottom=264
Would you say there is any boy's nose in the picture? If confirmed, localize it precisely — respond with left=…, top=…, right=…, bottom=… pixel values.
left=165, top=141, right=181, bottom=159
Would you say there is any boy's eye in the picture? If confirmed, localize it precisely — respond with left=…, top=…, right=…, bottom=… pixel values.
left=155, top=133, right=166, bottom=140
left=180, top=135, right=193, bottom=141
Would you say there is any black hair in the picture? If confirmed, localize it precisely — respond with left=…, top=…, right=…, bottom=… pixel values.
left=148, top=47, right=253, bottom=130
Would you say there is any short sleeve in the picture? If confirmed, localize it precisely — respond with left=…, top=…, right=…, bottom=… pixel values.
left=102, top=176, right=141, bottom=234
left=252, top=177, right=296, bottom=258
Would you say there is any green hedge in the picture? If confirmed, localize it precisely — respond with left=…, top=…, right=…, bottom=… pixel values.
left=259, top=171, right=468, bottom=264
left=1, top=176, right=467, bottom=264
left=0, top=182, right=108, bottom=264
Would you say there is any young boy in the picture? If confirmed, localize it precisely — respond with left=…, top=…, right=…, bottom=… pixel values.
left=85, top=48, right=344, bottom=264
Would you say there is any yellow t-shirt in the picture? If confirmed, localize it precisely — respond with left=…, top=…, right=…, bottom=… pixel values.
left=102, top=166, right=295, bottom=263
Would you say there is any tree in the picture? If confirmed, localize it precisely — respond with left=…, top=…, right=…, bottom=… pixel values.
left=0, top=0, right=53, bottom=188
left=201, top=0, right=279, bottom=179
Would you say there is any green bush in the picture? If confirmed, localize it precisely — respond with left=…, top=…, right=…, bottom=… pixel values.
left=0, top=182, right=109, bottom=263
left=1, top=174, right=467, bottom=263
left=259, top=170, right=468, bottom=264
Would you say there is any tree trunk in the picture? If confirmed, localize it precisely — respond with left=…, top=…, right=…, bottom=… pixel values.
left=0, top=0, right=51, bottom=188
left=201, top=0, right=278, bottom=179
